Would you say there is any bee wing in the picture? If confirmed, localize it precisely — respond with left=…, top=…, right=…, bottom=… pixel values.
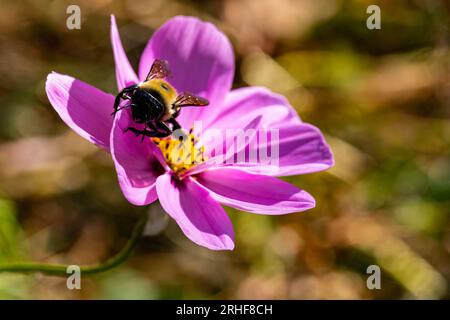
left=145, top=59, right=172, bottom=80
left=174, top=91, right=209, bottom=107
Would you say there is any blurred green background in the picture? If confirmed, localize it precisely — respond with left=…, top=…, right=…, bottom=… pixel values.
left=0, top=0, right=449, bottom=299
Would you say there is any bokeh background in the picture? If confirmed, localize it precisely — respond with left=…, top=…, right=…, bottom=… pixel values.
left=0, top=0, right=449, bottom=299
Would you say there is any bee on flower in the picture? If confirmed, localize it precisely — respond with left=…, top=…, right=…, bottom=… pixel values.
left=46, top=15, right=334, bottom=250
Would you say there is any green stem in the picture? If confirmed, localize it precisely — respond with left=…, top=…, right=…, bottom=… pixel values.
left=0, top=213, right=148, bottom=276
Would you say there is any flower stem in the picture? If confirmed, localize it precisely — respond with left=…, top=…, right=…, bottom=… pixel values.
left=0, top=213, right=148, bottom=276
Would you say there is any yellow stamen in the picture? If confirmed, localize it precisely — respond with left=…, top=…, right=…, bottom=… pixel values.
left=152, top=129, right=206, bottom=174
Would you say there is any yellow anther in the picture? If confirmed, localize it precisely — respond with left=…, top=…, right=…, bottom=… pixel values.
left=152, top=129, right=206, bottom=174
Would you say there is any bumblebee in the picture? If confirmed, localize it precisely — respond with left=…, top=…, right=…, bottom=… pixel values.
left=113, top=59, right=209, bottom=139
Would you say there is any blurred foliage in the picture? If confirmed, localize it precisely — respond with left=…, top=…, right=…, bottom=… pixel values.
left=0, top=0, right=449, bottom=299
left=0, top=199, right=30, bottom=298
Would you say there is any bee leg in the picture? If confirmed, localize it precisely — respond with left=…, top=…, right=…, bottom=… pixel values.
left=167, top=118, right=188, bottom=140
left=112, top=85, right=138, bottom=116
left=167, top=118, right=181, bottom=131
left=139, top=124, right=157, bottom=142
left=140, top=125, right=147, bottom=142
left=124, top=127, right=144, bottom=137
left=154, top=121, right=174, bottom=138
left=140, top=122, right=170, bottom=139
left=113, top=104, right=132, bottom=116
left=125, top=126, right=167, bottom=140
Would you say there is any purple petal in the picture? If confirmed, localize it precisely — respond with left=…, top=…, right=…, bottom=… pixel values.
left=244, top=123, right=334, bottom=176
left=197, top=168, right=315, bottom=214
left=110, top=109, right=166, bottom=205
left=204, top=86, right=300, bottom=130
left=156, top=173, right=234, bottom=250
left=198, top=114, right=263, bottom=169
left=192, top=122, right=334, bottom=177
left=110, top=15, right=139, bottom=91
left=138, top=16, right=234, bottom=128
left=46, top=72, right=114, bottom=150
left=195, top=87, right=334, bottom=176
left=197, top=87, right=298, bottom=166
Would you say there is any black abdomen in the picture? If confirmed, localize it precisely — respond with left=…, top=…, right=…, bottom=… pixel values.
left=130, top=88, right=165, bottom=123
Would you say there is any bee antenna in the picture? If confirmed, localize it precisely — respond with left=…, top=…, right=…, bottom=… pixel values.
left=111, top=104, right=131, bottom=116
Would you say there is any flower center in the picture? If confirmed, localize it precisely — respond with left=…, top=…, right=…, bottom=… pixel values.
left=152, top=130, right=206, bottom=174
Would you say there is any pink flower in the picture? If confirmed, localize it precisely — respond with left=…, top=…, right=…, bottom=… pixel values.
left=46, top=15, right=334, bottom=250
